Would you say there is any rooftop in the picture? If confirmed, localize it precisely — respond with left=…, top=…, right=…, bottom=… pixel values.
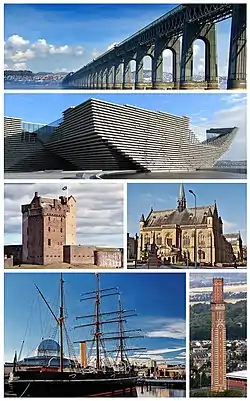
left=226, top=370, right=247, bottom=380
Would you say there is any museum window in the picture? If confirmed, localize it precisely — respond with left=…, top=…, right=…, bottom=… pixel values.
left=48, top=239, right=51, bottom=246
left=144, top=236, right=150, bottom=245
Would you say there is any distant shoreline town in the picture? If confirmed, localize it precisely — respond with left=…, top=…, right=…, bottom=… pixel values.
left=4, top=70, right=68, bottom=84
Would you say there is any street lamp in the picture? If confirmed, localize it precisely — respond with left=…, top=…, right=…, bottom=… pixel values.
left=189, top=189, right=197, bottom=269
left=134, top=233, right=138, bottom=268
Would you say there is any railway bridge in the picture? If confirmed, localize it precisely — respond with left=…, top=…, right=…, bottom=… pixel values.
left=63, top=3, right=246, bottom=90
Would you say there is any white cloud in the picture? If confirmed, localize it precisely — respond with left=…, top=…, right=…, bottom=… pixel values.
left=191, top=97, right=246, bottom=160
left=145, top=318, right=186, bottom=339
left=145, top=347, right=186, bottom=355
left=10, top=49, right=35, bottom=62
left=221, top=94, right=247, bottom=105
left=4, top=34, right=85, bottom=70
left=223, top=220, right=236, bottom=231
left=6, top=34, right=29, bottom=47
left=107, top=42, right=117, bottom=50
left=13, top=62, right=27, bottom=70
left=91, top=48, right=101, bottom=59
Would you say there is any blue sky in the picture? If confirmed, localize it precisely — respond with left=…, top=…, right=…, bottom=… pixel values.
left=4, top=93, right=247, bottom=160
left=4, top=272, right=186, bottom=365
left=127, top=183, right=247, bottom=244
left=4, top=3, right=231, bottom=75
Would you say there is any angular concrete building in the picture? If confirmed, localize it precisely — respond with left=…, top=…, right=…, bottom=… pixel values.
left=4, top=98, right=238, bottom=173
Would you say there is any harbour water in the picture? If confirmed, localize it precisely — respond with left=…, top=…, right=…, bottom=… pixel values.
left=5, top=82, right=64, bottom=90
left=137, top=386, right=185, bottom=397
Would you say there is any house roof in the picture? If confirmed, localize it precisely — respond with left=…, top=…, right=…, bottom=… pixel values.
left=145, top=204, right=216, bottom=228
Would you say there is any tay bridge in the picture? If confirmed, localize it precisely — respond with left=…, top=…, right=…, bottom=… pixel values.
left=63, top=3, right=246, bottom=90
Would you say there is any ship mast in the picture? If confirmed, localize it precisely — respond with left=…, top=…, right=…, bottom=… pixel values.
left=59, top=273, right=64, bottom=372
left=34, top=273, right=65, bottom=373
left=118, top=295, right=124, bottom=363
left=74, top=274, right=146, bottom=370
left=95, top=273, right=101, bottom=370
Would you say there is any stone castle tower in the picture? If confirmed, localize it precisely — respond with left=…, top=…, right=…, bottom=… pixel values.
left=211, top=278, right=227, bottom=392
left=22, top=192, right=76, bottom=265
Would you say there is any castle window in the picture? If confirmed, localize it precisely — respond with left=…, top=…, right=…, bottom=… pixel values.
left=48, top=227, right=50, bottom=232
left=60, top=228, right=62, bottom=233
left=27, top=228, right=29, bottom=235
left=61, top=218, right=63, bottom=222
left=48, top=217, right=50, bottom=222
left=48, top=239, right=51, bottom=246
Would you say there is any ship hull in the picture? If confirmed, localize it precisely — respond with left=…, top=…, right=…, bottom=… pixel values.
left=9, top=371, right=138, bottom=397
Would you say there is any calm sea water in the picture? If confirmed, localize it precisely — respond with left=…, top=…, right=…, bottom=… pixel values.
left=5, top=82, right=65, bottom=90
left=137, top=386, right=185, bottom=397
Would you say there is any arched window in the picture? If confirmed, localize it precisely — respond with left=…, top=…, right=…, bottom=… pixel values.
left=198, top=232, right=205, bottom=247
left=156, top=235, right=162, bottom=245
left=198, top=249, right=205, bottom=260
left=183, top=233, right=190, bottom=247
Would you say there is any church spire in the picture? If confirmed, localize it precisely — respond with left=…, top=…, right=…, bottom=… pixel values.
left=177, top=184, right=186, bottom=212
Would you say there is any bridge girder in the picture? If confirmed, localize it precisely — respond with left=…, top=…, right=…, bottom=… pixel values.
left=73, top=4, right=233, bottom=76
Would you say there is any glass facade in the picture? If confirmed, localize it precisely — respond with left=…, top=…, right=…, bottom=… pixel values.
left=21, top=118, right=64, bottom=143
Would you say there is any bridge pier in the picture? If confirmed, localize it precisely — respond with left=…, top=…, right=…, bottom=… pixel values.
left=62, top=5, right=246, bottom=91
left=101, top=69, right=107, bottom=89
left=135, top=51, right=146, bottom=89
left=123, top=59, right=133, bottom=89
left=152, top=37, right=180, bottom=90
left=180, top=22, right=218, bottom=90
left=114, top=63, right=123, bottom=89
left=227, top=4, right=246, bottom=89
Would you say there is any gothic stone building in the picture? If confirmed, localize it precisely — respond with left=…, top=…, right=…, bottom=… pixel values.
left=22, top=192, right=76, bottom=265
left=137, top=184, right=235, bottom=265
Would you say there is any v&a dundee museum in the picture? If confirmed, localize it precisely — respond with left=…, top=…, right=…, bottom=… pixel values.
left=4, top=98, right=239, bottom=178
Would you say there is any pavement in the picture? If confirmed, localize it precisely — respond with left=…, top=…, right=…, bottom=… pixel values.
left=4, top=169, right=246, bottom=180
left=5, top=263, right=121, bottom=270
left=127, top=263, right=247, bottom=270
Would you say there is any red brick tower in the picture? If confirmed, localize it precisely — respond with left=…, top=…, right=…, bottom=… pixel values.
left=211, top=278, right=227, bottom=392
left=22, top=192, right=70, bottom=265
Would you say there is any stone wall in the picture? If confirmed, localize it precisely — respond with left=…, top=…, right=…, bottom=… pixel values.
left=4, top=245, right=22, bottom=265
left=63, top=245, right=96, bottom=265
left=4, top=255, right=13, bottom=268
left=94, top=249, right=123, bottom=268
